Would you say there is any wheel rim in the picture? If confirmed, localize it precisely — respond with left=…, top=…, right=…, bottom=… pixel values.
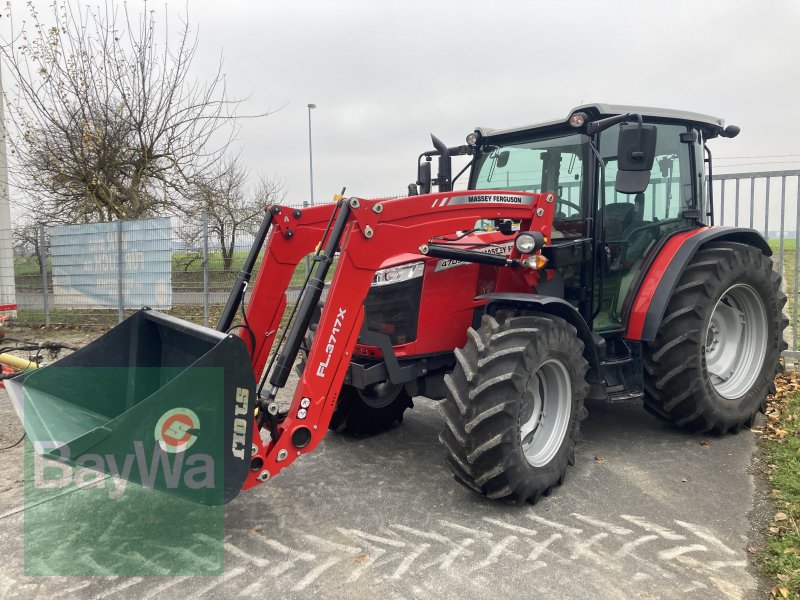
left=357, top=382, right=403, bottom=409
left=520, top=358, right=572, bottom=467
left=705, top=283, right=768, bottom=399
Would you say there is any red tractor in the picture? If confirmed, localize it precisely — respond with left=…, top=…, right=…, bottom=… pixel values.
left=9, top=104, right=787, bottom=505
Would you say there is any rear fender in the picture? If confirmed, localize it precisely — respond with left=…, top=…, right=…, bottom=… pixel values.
left=624, top=226, right=771, bottom=342
left=476, top=293, right=604, bottom=384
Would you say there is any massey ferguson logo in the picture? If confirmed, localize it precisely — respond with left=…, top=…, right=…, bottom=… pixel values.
left=446, top=194, right=533, bottom=206
left=154, top=408, right=200, bottom=454
left=316, top=308, right=347, bottom=378
left=468, top=194, right=523, bottom=203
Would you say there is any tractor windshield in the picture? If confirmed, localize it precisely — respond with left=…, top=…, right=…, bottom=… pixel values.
left=471, top=131, right=592, bottom=237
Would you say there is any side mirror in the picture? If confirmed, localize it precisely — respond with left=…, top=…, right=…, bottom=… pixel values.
left=417, top=161, right=432, bottom=195
left=431, top=133, right=452, bottom=192
left=615, top=123, right=657, bottom=194
left=496, top=150, right=510, bottom=169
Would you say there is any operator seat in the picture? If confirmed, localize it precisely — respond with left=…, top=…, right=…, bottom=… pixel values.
left=604, top=202, right=635, bottom=243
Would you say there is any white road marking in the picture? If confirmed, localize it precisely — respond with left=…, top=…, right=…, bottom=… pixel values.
left=225, top=542, right=270, bottom=567
left=390, top=543, right=431, bottom=580
left=336, top=528, right=390, bottom=582
left=613, top=535, right=659, bottom=559
left=391, top=524, right=454, bottom=544
left=304, top=533, right=361, bottom=554
left=570, top=532, right=608, bottom=562
left=254, top=538, right=315, bottom=577
left=620, top=515, right=686, bottom=540
left=482, top=517, right=538, bottom=537
left=139, top=576, right=190, bottom=600
left=526, top=533, right=562, bottom=562
left=292, top=557, right=341, bottom=591
left=440, top=520, right=493, bottom=537
left=337, top=528, right=406, bottom=548
left=93, top=576, right=143, bottom=598
left=189, top=567, right=245, bottom=598
left=674, top=520, right=737, bottom=555
left=472, top=535, right=517, bottom=571
left=658, top=544, right=708, bottom=560
left=258, top=538, right=316, bottom=561
left=708, top=560, right=748, bottom=569
left=391, top=524, right=476, bottom=571
left=571, top=513, right=633, bottom=535
left=526, top=514, right=583, bottom=535
left=681, top=581, right=709, bottom=593
left=238, top=581, right=262, bottom=597
left=434, top=538, right=475, bottom=571
left=62, top=581, right=92, bottom=594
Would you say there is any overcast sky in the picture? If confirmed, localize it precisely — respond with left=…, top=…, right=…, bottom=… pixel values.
left=5, top=0, right=800, bottom=214
left=181, top=0, right=800, bottom=203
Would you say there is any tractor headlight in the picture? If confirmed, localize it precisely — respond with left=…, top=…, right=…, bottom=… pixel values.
left=514, top=231, right=546, bottom=254
left=371, top=261, right=425, bottom=287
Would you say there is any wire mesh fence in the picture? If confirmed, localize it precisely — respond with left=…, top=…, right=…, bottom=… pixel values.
left=8, top=172, right=800, bottom=356
left=11, top=201, right=336, bottom=330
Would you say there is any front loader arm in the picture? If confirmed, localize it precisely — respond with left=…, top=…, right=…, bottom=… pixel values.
left=243, top=190, right=556, bottom=489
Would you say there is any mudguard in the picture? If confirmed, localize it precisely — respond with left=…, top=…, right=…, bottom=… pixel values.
left=476, top=293, right=604, bottom=384
left=624, top=226, right=771, bottom=342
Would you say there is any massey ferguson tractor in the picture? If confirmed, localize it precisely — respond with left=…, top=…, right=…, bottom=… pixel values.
left=9, top=103, right=787, bottom=505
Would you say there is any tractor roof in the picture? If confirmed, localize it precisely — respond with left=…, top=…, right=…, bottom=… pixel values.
left=476, top=103, right=727, bottom=139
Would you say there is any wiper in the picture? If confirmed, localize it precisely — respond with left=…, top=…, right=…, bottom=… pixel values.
left=486, top=148, right=500, bottom=183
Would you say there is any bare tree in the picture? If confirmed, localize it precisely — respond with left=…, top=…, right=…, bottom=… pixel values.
left=12, top=196, right=73, bottom=274
left=190, top=156, right=284, bottom=271
left=1, top=0, right=271, bottom=222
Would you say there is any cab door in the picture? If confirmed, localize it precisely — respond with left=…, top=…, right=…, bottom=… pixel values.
left=593, top=123, right=703, bottom=333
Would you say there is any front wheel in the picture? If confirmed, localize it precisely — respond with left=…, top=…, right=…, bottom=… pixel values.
left=297, top=330, right=413, bottom=436
left=329, top=383, right=413, bottom=436
left=643, top=242, right=788, bottom=433
left=439, top=314, right=589, bottom=503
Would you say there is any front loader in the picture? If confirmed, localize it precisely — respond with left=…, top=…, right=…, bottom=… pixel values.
left=8, top=103, right=788, bottom=505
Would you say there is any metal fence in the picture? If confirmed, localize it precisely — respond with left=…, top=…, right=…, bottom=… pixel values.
left=710, top=170, right=800, bottom=357
left=12, top=204, right=333, bottom=330
left=9, top=170, right=800, bottom=354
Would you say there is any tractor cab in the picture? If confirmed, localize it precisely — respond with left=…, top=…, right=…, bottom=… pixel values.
left=432, top=103, right=738, bottom=333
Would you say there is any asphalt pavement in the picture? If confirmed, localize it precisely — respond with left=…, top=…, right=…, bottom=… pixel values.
left=0, top=383, right=768, bottom=600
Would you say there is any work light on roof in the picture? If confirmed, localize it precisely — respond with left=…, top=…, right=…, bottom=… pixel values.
left=569, top=112, right=587, bottom=128
left=465, top=132, right=481, bottom=147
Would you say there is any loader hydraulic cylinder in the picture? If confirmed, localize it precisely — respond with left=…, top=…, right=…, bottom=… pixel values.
left=217, top=207, right=276, bottom=333
left=265, top=201, right=351, bottom=398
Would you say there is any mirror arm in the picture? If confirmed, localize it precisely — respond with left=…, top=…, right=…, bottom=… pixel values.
left=586, top=112, right=641, bottom=135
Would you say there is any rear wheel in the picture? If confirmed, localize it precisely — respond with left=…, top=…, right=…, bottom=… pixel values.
left=643, top=242, right=787, bottom=433
left=439, top=314, right=589, bottom=503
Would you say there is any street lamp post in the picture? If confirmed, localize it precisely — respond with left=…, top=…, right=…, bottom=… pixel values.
left=307, top=103, right=316, bottom=206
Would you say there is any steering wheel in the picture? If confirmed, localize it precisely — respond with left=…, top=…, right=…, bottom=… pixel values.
left=555, top=198, right=581, bottom=213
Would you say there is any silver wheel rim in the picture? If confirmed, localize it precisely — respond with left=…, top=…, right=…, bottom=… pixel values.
left=705, top=283, right=767, bottom=399
left=520, top=358, right=572, bottom=467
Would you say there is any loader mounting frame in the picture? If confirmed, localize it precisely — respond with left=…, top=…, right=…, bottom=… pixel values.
left=240, top=190, right=556, bottom=490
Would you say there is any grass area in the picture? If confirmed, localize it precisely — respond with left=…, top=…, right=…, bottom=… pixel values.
left=761, top=372, right=800, bottom=599
left=768, top=240, right=797, bottom=340
left=13, top=250, right=326, bottom=292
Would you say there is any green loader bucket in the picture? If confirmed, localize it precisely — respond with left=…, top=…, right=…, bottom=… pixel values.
left=7, top=308, right=256, bottom=505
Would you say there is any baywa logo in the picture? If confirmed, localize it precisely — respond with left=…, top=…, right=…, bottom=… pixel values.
left=32, top=407, right=215, bottom=500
